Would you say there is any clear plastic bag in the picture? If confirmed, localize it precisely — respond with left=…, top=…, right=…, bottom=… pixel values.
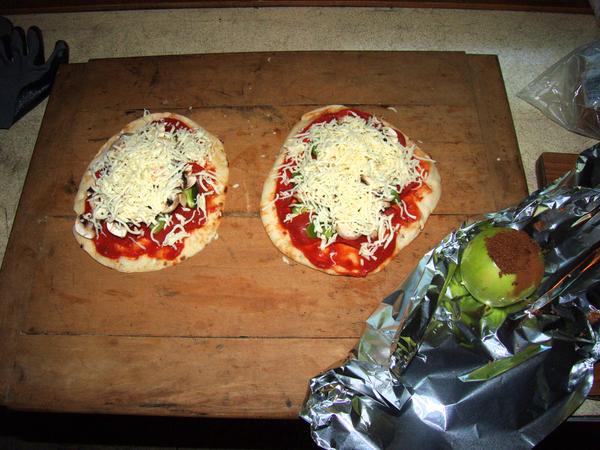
left=518, top=40, right=600, bottom=139
left=591, top=0, right=600, bottom=24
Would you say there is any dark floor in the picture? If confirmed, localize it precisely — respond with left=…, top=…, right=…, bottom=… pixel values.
left=0, top=409, right=319, bottom=450
left=1, top=408, right=600, bottom=450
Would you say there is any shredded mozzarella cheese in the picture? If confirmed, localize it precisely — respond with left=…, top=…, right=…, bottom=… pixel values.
left=280, top=112, right=426, bottom=260
left=87, top=119, right=216, bottom=247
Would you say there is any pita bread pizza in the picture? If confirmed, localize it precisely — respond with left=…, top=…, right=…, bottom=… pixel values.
left=260, top=105, right=440, bottom=277
left=73, top=113, right=228, bottom=272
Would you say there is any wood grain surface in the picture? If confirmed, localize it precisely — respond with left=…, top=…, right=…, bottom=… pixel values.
left=0, top=51, right=529, bottom=418
left=536, top=152, right=579, bottom=187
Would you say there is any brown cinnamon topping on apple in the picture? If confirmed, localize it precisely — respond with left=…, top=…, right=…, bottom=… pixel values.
left=485, top=229, right=544, bottom=296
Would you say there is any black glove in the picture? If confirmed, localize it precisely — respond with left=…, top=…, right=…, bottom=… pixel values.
left=0, top=17, right=69, bottom=129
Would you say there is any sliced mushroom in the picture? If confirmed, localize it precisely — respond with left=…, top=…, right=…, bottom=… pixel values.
left=179, top=191, right=189, bottom=207
left=182, top=165, right=197, bottom=189
left=110, top=134, right=130, bottom=151
left=162, top=192, right=180, bottom=213
left=381, top=188, right=398, bottom=202
left=74, top=216, right=95, bottom=239
left=184, top=174, right=197, bottom=189
left=384, top=127, right=398, bottom=139
left=336, top=222, right=361, bottom=240
left=107, top=221, right=127, bottom=238
left=156, top=131, right=176, bottom=146
left=92, top=206, right=109, bottom=220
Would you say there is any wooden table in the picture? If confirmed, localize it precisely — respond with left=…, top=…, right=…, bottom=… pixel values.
left=0, top=51, right=529, bottom=418
left=536, top=152, right=579, bottom=188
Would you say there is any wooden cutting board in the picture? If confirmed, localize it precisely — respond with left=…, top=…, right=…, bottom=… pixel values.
left=0, top=51, right=529, bottom=418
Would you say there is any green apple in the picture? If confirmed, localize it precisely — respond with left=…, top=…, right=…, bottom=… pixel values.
left=460, top=227, right=543, bottom=307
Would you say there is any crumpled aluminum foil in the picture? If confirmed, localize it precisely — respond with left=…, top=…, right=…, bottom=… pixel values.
left=301, top=146, right=600, bottom=450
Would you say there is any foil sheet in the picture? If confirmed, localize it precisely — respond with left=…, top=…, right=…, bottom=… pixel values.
left=301, top=146, right=600, bottom=450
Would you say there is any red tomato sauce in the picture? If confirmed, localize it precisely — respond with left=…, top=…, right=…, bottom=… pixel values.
left=161, top=117, right=191, bottom=132
left=89, top=203, right=209, bottom=260
left=88, top=118, right=217, bottom=261
left=275, top=108, right=425, bottom=277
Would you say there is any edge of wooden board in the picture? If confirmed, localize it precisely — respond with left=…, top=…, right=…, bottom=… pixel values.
left=6, top=334, right=355, bottom=418
left=466, top=54, right=528, bottom=207
left=0, top=63, right=90, bottom=403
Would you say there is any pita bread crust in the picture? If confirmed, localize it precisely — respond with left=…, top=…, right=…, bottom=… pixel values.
left=73, top=112, right=228, bottom=272
left=260, top=105, right=441, bottom=276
